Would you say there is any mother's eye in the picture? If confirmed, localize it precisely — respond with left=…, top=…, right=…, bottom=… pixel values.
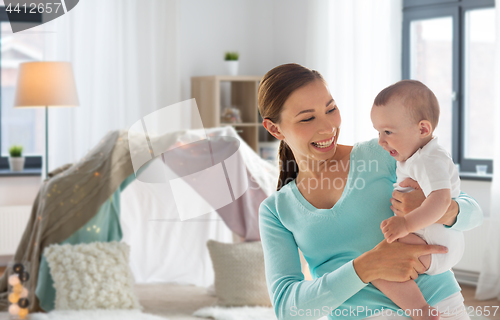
left=301, top=108, right=336, bottom=122
left=385, top=130, right=392, bottom=135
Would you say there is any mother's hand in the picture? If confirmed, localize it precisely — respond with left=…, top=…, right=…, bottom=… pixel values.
left=353, top=239, right=448, bottom=283
left=390, top=178, right=459, bottom=227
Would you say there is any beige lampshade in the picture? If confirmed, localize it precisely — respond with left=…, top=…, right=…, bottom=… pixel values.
left=14, top=62, right=79, bottom=108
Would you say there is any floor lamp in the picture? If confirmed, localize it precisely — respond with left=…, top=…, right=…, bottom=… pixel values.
left=13, top=62, right=79, bottom=178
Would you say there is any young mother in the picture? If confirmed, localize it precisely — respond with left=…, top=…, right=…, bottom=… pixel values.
left=258, top=63, right=482, bottom=320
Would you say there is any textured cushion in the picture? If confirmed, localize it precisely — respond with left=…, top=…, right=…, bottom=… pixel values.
left=44, top=242, right=141, bottom=310
left=206, top=240, right=271, bottom=307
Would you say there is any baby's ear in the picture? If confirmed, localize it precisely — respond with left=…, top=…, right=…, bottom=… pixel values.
left=418, top=120, right=432, bottom=138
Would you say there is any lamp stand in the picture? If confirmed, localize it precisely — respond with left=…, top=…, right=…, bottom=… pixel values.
left=45, top=106, right=48, bottom=178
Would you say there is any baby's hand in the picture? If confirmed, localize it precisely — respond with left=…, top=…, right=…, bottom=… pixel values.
left=380, top=216, right=409, bottom=243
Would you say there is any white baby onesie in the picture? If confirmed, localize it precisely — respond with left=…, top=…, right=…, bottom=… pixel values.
left=394, top=136, right=464, bottom=275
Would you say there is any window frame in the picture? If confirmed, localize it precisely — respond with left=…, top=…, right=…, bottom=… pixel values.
left=402, top=0, right=494, bottom=180
left=0, top=7, right=43, bottom=171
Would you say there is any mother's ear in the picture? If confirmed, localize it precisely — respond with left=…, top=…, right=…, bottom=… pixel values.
left=263, top=118, right=285, bottom=140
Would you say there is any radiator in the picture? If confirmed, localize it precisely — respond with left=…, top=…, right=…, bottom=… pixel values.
left=453, top=268, right=480, bottom=286
left=0, top=206, right=31, bottom=256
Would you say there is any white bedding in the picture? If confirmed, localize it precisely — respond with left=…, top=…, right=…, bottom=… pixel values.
left=120, top=180, right=233, bottom=287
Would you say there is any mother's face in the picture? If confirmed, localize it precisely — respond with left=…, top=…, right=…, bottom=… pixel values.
left=263, top=79, right=341, bottom=162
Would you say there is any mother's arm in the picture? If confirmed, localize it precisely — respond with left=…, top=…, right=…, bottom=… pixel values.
left=259, top=202, right=448, bottom=320
left=390, top=178, right=483, bottom=231
left=259, top=204, right=367, bottom=320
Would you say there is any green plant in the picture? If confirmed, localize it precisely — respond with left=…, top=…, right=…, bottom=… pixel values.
left=9, top=145, right=23, bottom=157
left=224, top=51, right=239, bottom=61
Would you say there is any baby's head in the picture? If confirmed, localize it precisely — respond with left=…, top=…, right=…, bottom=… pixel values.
left=370, top=80, right=440, bottom=162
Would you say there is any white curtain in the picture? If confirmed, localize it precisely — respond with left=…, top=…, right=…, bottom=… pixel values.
left=306, top=0, right=402, bottom=145
left=475, top=2, right=500, bottom=301
left=43, top=0, right=181, bottom=171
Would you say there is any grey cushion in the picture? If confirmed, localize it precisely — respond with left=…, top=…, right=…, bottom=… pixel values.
left=206, top=240, right=272, bottom=307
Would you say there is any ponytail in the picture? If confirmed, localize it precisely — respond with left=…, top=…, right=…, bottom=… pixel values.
left=277, top=140, right=298, bottom=191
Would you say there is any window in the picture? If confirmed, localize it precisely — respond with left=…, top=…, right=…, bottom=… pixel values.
left=403, top=0, right=494, bottom=179
left=0, top=7, right=43, bottom=170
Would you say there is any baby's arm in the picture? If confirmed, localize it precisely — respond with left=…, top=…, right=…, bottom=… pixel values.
left=382, top=188, right=451, bottom=243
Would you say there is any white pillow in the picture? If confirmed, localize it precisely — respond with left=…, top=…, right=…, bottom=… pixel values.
left=44, top=242, right=141, bottom=310
left=206, top=240, right=272, bottom=307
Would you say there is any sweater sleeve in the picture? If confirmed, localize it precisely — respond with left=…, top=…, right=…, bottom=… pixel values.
left=259, top=202, right=367, bottom=320
left=446, top=191, right=484, bottom=231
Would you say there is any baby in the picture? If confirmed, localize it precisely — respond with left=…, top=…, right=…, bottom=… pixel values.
left=370, top=80, right=464, bottom=320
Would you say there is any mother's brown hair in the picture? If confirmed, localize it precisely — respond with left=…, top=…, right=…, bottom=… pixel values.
left=257, top=63, right=326, bottom=191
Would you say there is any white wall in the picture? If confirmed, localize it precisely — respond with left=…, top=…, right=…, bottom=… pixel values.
left=0, top=176, right=40, bottom=265
left=461, top=180, right=492, bottom=218
left=0, top=176, right=40, bottom=206
left=178, top=0, right=310, bottom=100
left=179, top=0, right=275, bottom=102
left=178, top=0, right=309, bottom=127
left=271, top=0, right=309, bottom=67
left=455, top=180, right=492, bottom=273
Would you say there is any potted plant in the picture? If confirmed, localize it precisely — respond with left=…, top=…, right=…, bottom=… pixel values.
left=8, top=145, right=25, bottom=172
left=224, top=51, right=239, bottom=76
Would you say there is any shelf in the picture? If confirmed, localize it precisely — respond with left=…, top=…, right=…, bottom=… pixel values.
left=459, top=172, right=493, bottom=181
left=232, top=126, right=258, bottom=150
left=191, top=75, right=263, bottom=153
left=0, top=168, right=42, bottom=177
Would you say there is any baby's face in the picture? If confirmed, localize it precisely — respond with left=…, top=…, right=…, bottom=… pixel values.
left=370, top=100, right=423, bottom=162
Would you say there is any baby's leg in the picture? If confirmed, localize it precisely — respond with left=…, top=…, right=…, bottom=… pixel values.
left=372, top=234, right=438, bottom=320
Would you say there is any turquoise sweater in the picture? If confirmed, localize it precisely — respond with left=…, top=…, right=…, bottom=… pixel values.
left=259, top=139, right=483, bottom=320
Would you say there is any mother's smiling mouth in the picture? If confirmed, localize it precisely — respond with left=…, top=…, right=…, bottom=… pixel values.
left=311, top=135, right=336, bottom=147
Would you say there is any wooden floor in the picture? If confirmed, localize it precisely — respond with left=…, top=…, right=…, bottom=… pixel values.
left=461, top=284, right=500, bottom=319
left=0, top=266, right=498, bottom=318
